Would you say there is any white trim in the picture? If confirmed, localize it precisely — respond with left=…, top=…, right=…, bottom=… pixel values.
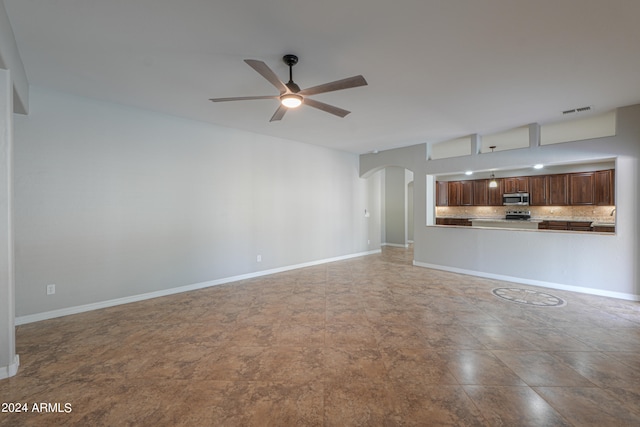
left=413, top=261, right=640, bottom=302
left=383, top=243, right=409, bottom=248
left=0, top=354, right=19, bottom=379
left=16, top=249, right=382, bottom=325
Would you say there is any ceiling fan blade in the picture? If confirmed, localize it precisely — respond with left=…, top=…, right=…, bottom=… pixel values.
left=244, top=59, right=289, bottom=94
left=270, top=105, right=287, bottom=122
left=303, top=98, right=350, bottom=118
left=209, top=95, right=278, bottom=102
left=298, top=75, right=368, bottom=96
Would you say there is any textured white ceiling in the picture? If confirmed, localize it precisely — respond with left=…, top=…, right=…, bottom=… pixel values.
left=5, top=0, right=640, bottom=154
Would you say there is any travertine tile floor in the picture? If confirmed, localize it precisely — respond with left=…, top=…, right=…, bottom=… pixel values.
left=2, top=246, right=640, bottom=426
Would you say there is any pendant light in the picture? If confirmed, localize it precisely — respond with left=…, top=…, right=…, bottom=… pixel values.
left=489, top=173, right=498, bottom=188
left=488, top=146, right=498, bottom=187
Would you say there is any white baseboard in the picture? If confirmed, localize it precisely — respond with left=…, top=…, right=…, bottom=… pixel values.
left=413, top=261, right=640, bottom=301
left=16, top=249, right=382, bottom=325
left=383, top=243, right=410, bottom=248
left=0, top=355, right=20, bottom=380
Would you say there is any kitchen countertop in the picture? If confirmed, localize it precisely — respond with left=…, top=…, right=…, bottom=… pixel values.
left=439, top=216, right=615, bottom=225
left=532, top=217, right=608, bottom=222
left=435, top=217, right=615, bottom=233
left=470, top=218, right=540, bottom=230
left=471, top=218, right=543, bottom=223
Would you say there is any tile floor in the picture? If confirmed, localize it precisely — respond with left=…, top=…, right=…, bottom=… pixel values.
left=1, top=246, right=640, bottom=426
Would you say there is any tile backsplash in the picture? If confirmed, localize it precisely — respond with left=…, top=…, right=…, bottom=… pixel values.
left=436, top=205, right=616, bottom=222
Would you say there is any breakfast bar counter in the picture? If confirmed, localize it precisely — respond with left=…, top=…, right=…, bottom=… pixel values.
left=470, top=218, right=542, bottom=230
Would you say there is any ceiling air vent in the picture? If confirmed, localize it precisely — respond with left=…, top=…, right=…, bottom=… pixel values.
left=563, top=105, right=593, bottom=115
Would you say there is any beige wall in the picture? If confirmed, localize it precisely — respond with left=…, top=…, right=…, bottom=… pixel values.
left=361, top=105, right=640, bottom=300
left=13, top=87, right=380, bottom=318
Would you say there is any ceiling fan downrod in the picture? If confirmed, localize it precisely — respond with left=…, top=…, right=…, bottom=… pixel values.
left=283, top=54, right=301, bottom=93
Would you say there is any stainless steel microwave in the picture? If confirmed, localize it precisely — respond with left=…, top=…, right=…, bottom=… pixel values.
left=503, top=193, right=530, bottom=205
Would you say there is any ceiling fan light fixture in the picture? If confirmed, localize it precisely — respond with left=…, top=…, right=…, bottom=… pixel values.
left=210, top=55, right=367, bottom=121
left=281, top=94, right=303, bottom=108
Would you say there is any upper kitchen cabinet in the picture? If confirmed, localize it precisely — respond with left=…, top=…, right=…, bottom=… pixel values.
left=569, top=170, right=614, bottom=206
left=595, top=169, right=615, bottom=205
left=569, top=172, right=596, bottom=205
left=447, top=181, right=474, bottom=206
left=436, top=181, right=448, bottom=206
left=488, top=179, right=503, bottom=206
left=435, top=168, right=614, bottom=208
left=548, top=174, right=569, bottom=205
left=528, top=176, right=548, bottom=205
left=528, top=173, right=569, bottom=206
left=472, top=180, right=489, bottom=206
left=460, top=181, right=474, bottom=205
left=503, top=177, right=529, bottom=193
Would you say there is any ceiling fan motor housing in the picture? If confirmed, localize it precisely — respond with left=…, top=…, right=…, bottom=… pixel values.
left=286, top=81, right=301, bottom=93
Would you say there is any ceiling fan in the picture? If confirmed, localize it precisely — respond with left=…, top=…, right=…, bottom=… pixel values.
left=209, top=54, right=368, bottom=122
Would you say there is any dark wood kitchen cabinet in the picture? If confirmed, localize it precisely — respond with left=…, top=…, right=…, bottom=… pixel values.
left=435, top=169, right=613, bottom=208
left=528, top=176, right=548, bottom=205
left=569, top=172, right=596, bottom=205
left=460, top=181, right=474, bottom=205
left=595, top=169, right=615, bottom=205
left=436, top=218, right=471, bottom=226
left=568, top=221, right=593, bottom=231
left=537, top=221, right=549, bottom=230
left=503, top=177, right=529, bottom=193
left=567, top=170, right=613, bottom=206
left=529, top=174, right=568, bottom=206
left=447, top=181, right=473, bottom=206
left=436, top=181, right=448, bottom=206
left=540, top=220, right=592, bottom=231
left=488, top=179, right=503, bottom=206
left=548, top=174, right=569, bottom=205
left=447, top=182, right=460, bottom=206
left=546, top=221, right=569, bottom=230
left=530, top=171, right=605, bottom=206
left=472, top=180, right=489, bottom=206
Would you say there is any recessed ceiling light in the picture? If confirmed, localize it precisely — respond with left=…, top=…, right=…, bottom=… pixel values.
left=533, top=164, right=544, bottom=169
left=465, top=171, right=473, bottom=175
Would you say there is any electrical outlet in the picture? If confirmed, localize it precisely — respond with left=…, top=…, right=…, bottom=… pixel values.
left=257, top=255, right=262, bottom=262
left=46, top=284, right=56, bottom=295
